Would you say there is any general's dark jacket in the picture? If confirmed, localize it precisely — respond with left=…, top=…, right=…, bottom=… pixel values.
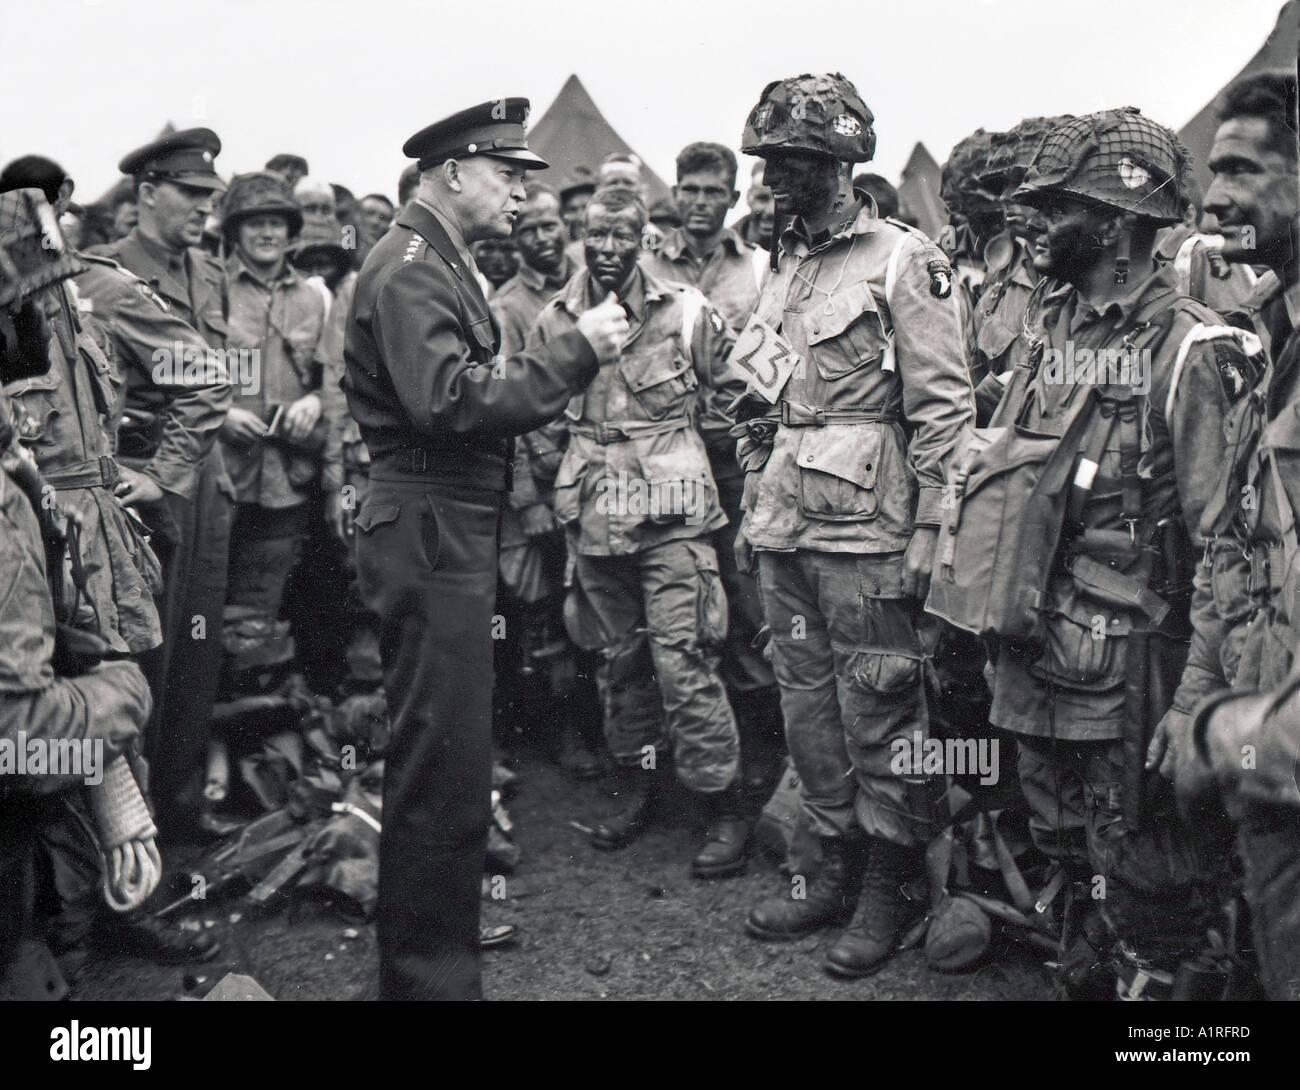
left=341, top=200, right=598, bottom=490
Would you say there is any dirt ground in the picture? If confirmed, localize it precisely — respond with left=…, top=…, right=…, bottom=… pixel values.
left=71, top=747, right=1053, bottom=1002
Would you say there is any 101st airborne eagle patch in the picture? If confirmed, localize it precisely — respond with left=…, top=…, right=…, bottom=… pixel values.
left=1213, top=334, right=1265, bottom=403
left=928, top=259, right=954, bottom=300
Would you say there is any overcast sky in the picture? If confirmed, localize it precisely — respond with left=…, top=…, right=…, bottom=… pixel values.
left=1, top=0, right=1288, bottom=206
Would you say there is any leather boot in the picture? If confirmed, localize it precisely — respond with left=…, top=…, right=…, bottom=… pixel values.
left=691, top=786, right=750, bottom=879
left=557, top=713, right=601, bottom=782
left=590, top=766, right=657, bottom=850
left=824, top=837, right=923, bottom=978
left=94, top=911, right=221, bottom=965
left=745, top=834, right=866, bottom=941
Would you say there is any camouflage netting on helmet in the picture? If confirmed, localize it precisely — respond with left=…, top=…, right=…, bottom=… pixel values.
left=221, top=171, right=303, bottom=241
left=980, top=115, right=1075, bottom=200
left=1013, top=108, right=1189, bottom=224
left=0, top=188, right=86, bottom=300
left=741, top=73, right=876, bottom=164
left=941, top=129, right=999, bottom=217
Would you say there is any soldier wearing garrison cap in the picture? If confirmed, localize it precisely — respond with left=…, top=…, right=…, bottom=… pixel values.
left=342, top=97, right=628, bottom=1001
left=86, top=126, right=235, bottom=834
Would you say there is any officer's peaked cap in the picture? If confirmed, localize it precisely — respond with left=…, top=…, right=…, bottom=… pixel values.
left=403, top=99, right=548, bottom=172
left=119, top=128, right=225, bottom=191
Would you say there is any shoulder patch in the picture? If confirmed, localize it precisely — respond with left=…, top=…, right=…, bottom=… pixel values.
left=1164, top=322, right=1267, bottom=422
left=133, top=278, right=170, bottom=311
left=927, top=259, right=954, bottom=299
left=1210, top=334, right=1264, bottom=403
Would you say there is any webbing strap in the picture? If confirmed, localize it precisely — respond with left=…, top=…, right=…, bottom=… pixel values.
left=1265, top=445, right=1299, bottom=567
left=570, top=416, right=693, bottom=444
left=1117, top=396, right=1142, bottom=535
left=1070, top=554, right=1171, bottom=627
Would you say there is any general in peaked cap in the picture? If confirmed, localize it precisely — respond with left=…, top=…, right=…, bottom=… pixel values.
left=402, top=98, right=548, bottom=171
left=118, top=127, right=225, bottom=191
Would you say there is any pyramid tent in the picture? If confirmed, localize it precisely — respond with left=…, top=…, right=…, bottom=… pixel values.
left=528, top=75, right=672, bottom=206
left=1179, top=1, right=1300, bottom=194
left=897, top=142, right=946, bottom=240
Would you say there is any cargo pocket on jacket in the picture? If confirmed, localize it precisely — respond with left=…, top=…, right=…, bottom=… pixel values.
left=638, top=447, right=714, bottom=527
left=692, top=547, right=728, bottom=651
left=622, top=342, right=698, bottom=420
left=6, top=371, right=61, bottom=447
left=804, top=280, right=889, bottom=382
left=975, top=305, right=1019, bottom=367
left=551, top=452, right=587, bottom=528
left=1030, top=586, right=1131, bottom=692
left=848, top=649, right=922, bottom=695
left=797, top=423, right=881, bottom=521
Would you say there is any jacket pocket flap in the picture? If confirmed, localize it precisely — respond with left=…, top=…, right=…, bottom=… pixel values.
left=6, top=370, right=61, bottom=395
left=354, top=503, right=400, bottom=534
left=1262, top=403, right=1300, bottom=452
left=553, top=449, right=587, bottom=489
left=804, top=280, right=885, bottom=347
left=637, top=444, right=712, bottom=486
left=975, top=313, right=1018, bottom=360
left=797, top=424, right=881, bottom=490
left=624, top=344, right=693, bottom=393
left=469, top=314, right=496, bottom=353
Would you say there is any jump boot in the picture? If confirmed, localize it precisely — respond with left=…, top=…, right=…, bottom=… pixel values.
left=691, top=785, right=750, bottom=879
left=745, top=834, right=867, bottom=941
left=590, top=765, right=659, bottom=850
left=824, top=837, right=924, bottom=978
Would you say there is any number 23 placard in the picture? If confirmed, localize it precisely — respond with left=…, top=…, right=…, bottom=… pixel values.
left=727, top=314, right=802, bottom=403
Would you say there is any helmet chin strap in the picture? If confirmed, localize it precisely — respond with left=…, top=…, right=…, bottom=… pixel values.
left=1114, top=213, right=1136, bottom=285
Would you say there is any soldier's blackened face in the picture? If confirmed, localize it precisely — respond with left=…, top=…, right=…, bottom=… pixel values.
left=760, top=151, right=839, bottom=222
left=1025, top=195, right=1108, bottom=283
left=1204, top=116, right=1299, bottom=271
left=1001, top=200, right=1035, bottom=241
left=471, top=238, right=519, bottom=288
left=675, top=169, right=737, bottom=240
left=514, top=193, right=567, bottom=275
left=747, top=184, right=775, bottom=238
left=583, top=203, right=642, bottom=293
